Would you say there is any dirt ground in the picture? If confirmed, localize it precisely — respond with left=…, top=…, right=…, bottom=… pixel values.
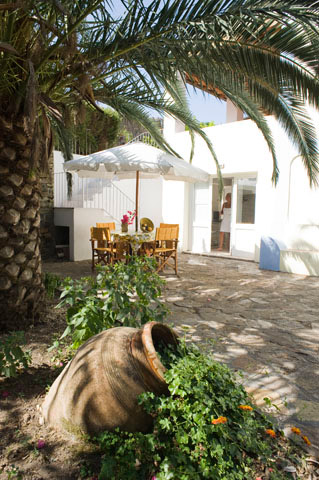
left=0, top=298, right=101, bottom=480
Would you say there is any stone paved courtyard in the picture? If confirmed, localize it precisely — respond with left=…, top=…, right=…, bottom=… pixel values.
left=43, top=252, right=319, bottom=455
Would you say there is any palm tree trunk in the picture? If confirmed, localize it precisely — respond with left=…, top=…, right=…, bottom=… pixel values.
left=0, top=114, right=44, bottom=331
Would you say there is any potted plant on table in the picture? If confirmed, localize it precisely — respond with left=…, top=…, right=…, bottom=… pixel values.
left=121, top=210, right=136, bottom=232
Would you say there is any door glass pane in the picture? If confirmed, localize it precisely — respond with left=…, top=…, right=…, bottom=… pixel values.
left=236, top=178, right=256, bottom=224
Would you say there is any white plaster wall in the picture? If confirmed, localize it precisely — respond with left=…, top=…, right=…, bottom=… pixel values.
left=73, top=208, right=106, bottom=261
left=162, top=181, right=186, bottom=250
left=115, top=178, right=164, bottom=227
left=163, top=114, right=319, bottom=259
left=226, top=99, right=244, bottom=123
left=54, top=207, right=116, bottom=261
left=284, top=155, right=319, bottom=251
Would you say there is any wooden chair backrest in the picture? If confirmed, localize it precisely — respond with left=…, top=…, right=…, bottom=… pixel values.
left=96, top=222, right=116, bottom=231
left=159, top=223, right=179, bottom=238
left=155, top=226, right=179, bottom=243
left=90, top=227, right=111, bottom=248
left=160, top=223, right=179, bottom=229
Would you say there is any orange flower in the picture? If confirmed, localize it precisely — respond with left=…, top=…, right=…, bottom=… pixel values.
left=291, top=427, right=301, bottom=435
left=238, top=405, right=253, bottom=411
left=265, top=429, right=276, bottom=438
left=302, top=435, right=311, bottom=446
left=211, top=416, right=227, bottom=425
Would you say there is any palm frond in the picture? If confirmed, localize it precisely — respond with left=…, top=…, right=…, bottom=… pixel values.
left=1, top=0, right=319, bottom=184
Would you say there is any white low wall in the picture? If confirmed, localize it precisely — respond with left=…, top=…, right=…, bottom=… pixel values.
left=54, top=208, right=116, bottom=261
left=280, top=249, right=319, bottom=276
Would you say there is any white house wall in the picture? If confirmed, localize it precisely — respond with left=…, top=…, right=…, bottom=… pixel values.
left=53, top=109, right=319, bottom=268
left=163, top=115, right=319, bottom=263
left=162, top=181, right=187, bottom=250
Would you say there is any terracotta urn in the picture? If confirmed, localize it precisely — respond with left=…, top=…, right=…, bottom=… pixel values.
left=42, top=322, right=178, bottom=435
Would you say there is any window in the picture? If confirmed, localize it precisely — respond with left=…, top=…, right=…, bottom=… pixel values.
left=236, top=178, right=256, bottom=224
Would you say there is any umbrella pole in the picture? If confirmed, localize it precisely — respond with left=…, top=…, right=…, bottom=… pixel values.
left=135, top=170, right=139, bottom=232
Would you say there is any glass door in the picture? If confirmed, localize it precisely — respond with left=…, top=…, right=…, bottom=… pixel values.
left=231, top=177, right=257, bottom=259
left=190, top=182, right=213, bottom=253
left=211, top=178, right=233, bottom=252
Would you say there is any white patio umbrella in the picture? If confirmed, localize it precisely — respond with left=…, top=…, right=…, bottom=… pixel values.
left=64, top=142, right=209, bottom=230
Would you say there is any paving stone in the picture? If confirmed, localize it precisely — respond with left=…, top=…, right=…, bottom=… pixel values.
left=295, top=400, right=319, bottom=422
left=228, top=354, right=261, bottom=372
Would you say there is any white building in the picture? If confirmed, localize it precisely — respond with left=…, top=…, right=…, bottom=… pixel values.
left=54, top=99, right=319, bottom=276
left=161, top=100, right=319, bottom=276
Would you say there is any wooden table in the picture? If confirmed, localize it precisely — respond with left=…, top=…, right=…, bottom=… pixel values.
left=112, top=230, right=155, bottom=254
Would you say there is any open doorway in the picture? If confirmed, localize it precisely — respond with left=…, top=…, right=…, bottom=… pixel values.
left=211, top=178, right=233, bottom=252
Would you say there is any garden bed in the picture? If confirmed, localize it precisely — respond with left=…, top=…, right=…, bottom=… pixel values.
left=1, top=260, right=319, bottom=479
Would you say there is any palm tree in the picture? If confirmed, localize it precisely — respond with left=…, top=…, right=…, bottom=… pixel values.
left=1, top=0, right=319, bottom=330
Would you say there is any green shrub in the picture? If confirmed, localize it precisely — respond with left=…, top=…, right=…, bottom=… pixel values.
left=44, top=272, right=62, bottom=299
left=96, top=342, right=294, bottom=480
left=57, top=256, right=169, bottom=349
left=0, top=332, right=31, bottom=378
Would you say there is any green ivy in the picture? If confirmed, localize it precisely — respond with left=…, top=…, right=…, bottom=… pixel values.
left=56, top=256, right=169, bottom=349
left=54, top=105, right=121, bottom=155
left=0, top=332, right=31, bottom=378
left=96, top=342, right=292, bottom=480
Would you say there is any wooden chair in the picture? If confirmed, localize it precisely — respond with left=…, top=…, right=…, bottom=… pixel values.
left=160, top=223, right=179, bottom=229
left=159, top=223, right=179, bottom=249
left=111, top=239, right=130, bottom=264
left=150, top=226, right=179, bottom=274
left=96, top=222, right=116, bottom=231
left=90, top=227, right=112, bottom=270
left=140, top=224, right=179, bottom=257
left=90, top=227, right=130, bottom=270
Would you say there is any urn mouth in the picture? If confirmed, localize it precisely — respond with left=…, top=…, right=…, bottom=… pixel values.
left=141, top=321, right=178, bottom=382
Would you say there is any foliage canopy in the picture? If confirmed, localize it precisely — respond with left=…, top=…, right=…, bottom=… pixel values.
left=1, top=1, right=319, bottom=181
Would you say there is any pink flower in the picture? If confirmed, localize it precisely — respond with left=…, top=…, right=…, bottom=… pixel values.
left=151, top=477, right=157, bottom=480
left=37, top=439, right=46, bottom=449
left=1, top=391, right=9, bottom=398
left=121, top=210, right=136, bottom=224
